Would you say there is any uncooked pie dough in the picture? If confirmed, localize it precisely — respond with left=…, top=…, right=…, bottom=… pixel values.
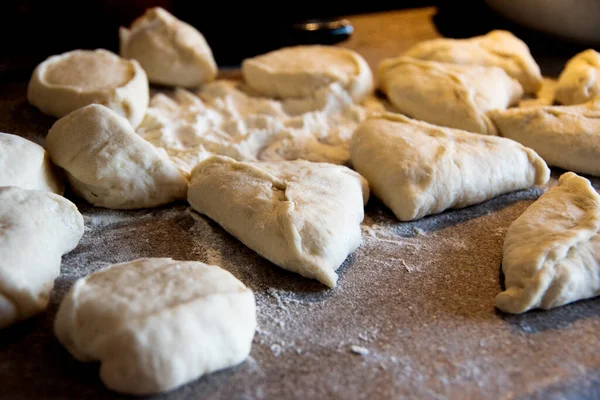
left=555, top=49, right=600, bottom=105
left=489, top=98, right=600, bottom=176
left=120, top=7, right=217, bottom=88
left=27, top=49, right=149, bottom=127
left=46, top=104, right=188, bottom=209
left=497, top=172, right=600, bottom=314
left=0, top=132, right=63, bottom=194
left=241, top=45, right=373, bottom=102
left=0, top=186, right=84, bottom=328
left=54, top=257, right=256, bottom=395
left=403, top=30, right=542, bottom=94
left=136, top=80, right=369, bottom=172
left=377, top=57, right=523, bottom=134
left=187, top=155, right=369, bottom=287
left=350, top=113, right=550, bottom=221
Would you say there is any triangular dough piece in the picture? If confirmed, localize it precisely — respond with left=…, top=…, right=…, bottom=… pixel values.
left=489, top=98, right=600, bottom=176
left=498, top=172, right=600, bottom=314
left=187, top=156, right=370, bottom=287
left=403, top=30, right=542, bottom=94
left=377, top=57, right=523, bottom=134
left=350, top=113, right=549, bottom=221
left=555, top=49, right=600, bottom=105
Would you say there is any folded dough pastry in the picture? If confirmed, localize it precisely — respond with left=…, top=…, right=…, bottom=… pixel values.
left=403, top=30, right=542, bottom=94
left=242, top=45, right=373, bottom=102
left=489, top=98, right=600, bottom=176
left=120, top=7, right=217, bottom=88
left=350, top=113, right=550, bottom=221
left=0, top=132, right=63, bottom=194
left=555, top=49, right=600, bottom=105
left=28, top=49, right=149, bottom=128
left=1, top=186, right=84, bottom=328
left=55, top=258, right=256, bottom=395
left=378, top=57, right=523, bottom=135
left=46, top=104, right=188, bottom=209
left=187, top=156, right=370, bottom=287
left=497, top=172, right=600, bottom=314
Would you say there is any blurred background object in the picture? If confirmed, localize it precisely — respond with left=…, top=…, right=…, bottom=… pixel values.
left=0, top=0, right=596, bottom=80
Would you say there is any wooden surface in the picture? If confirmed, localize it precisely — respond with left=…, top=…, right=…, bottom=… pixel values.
left=2, top=7, right=600, bottom=400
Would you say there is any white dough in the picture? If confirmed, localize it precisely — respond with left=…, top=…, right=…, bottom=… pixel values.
left=555, top=49, right=600, bottom=105
left=0, top=132, right=63, bottom=194
left=136, top=80, right=368, bottom=172
left=498, top=172, right=600, bottom=314
left=0, top=186, right=84, bottom=328
left=120, top=7, right=217, bottom=88
left=404, top=30, right=542, bottom=94
left=54, top=257, right=255, bottom=395
left=350, top=113, right=550, bottom=221
left=489, top=98, right=600, bottom=176
left=377, top=57, right=523, bottom=135
left=241, top=45, right=373, bottom=102
left=187, top=156, right=369, bottom=287
left=46, top=104, right=188, bottom=209
left=28, top=49, right=149, bottom=128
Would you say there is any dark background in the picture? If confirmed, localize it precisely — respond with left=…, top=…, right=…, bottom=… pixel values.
left=0, top=0, right=593, bottom=79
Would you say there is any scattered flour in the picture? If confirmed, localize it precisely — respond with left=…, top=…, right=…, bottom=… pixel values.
left=350, top=345, right=370, bottom=356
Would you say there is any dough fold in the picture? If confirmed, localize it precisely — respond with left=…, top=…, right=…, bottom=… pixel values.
left=498, top=172, right=600, bottom=313
left=489, top=98, right=600, bottom=176
left=350, top=113, right=550, bottom=221
left=0, top=186, right=84, bottom=328
left=46, top=104, right=188, bottom=209
left=377, top=57, right=523, bottom=134
left=54, top=257, right=256, bottom=395
left=187, top=156, right=369, bottom=287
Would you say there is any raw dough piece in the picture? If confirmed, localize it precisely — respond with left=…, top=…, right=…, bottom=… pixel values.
left=489, top=98, right=600, bottom=176
left=497, top=172, right=600, bottom=314
left=0, top=186, right=84, bottom=328
left=403, top=30, right=542, bottom=94
left=350, top=113, right=549, bottom=221
left=518, top=78, right=557, bottom=108
left=555, top=49, right=600, bottom=105
left=378, top=57, right=523, bottom=135
left=241, top=45, right=373, bottom=102
left=0, top=132, right=64, bottom=194
left=120, top=7, right=217, bottom=88
left=28, top=49, right=149, bottom=128
left=54, top=257, right=255, bottom=395
left=187, top=156, right=370, bottom=287
left=136, top=80, right=368, bottom=172
left=46, top=104, right=188, bottom=209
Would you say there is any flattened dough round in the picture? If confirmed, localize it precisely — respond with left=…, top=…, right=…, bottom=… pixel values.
left=0, top=132, right=64, bottom=194
left=0, top=186, right=84, bottom=328
left=46, top=104, right=188, bottom=209
left=120, top=7, right=217, bottom=88
left=241, top=45, right=373, bottom=102
left=54, top=257, right=256, bottom=395
left=27, top=49, right=149, bottom=127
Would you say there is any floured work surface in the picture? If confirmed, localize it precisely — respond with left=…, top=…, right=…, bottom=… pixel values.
left=2, top=8, right=600, bottom=399
left=1, top=90, right=600, bottom=400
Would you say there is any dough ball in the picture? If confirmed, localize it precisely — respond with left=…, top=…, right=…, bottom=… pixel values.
left=241, top=45, right=373, bottom=102
left=404, top=30, right=542, bottom=94
left=555, top=49, right=600, bottom=105
left=188, top=155, right=369, bottom=287
left=498, top=172, right=600, bottom=314
left=0, top=132, right=64, bottom=194
left=27, top=49, right=149, bottom=128
left=120, top=7, right=217, bottom=88
left=350, top=113, right=549, bottom=221
left=489, top=98, right=600, bottom=176
left=378, top=57, right=523, bottom=135
left=0, top=186, right=84, bottom=328
left=54, top=257, right=256, bottom=395
left=46, top=104, right=188, bottom=209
